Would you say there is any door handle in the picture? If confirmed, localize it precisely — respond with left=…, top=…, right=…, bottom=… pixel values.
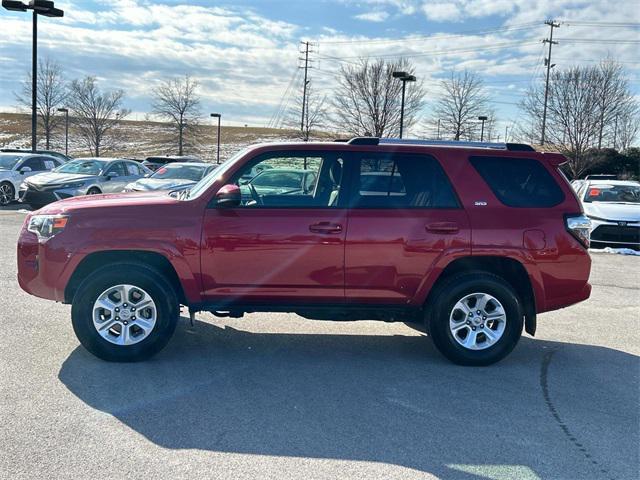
left=309, top=222, right=343, bottom=234
left=426, top=222, right=459, bottom=234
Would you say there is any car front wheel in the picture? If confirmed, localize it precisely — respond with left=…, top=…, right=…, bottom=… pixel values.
left=428, top=272, right=523, bottom=366
left=71, top=263, right=179, bottom=361
left=0, top=181, right=15, bottom=205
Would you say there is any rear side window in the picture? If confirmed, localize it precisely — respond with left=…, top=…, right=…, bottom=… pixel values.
left=470, top=156, right=564, bottom=208
left=351, top=153, right=459, bottom=208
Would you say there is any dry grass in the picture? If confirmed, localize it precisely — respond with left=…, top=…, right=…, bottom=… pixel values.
left=0, top=112, right=332, bottom=161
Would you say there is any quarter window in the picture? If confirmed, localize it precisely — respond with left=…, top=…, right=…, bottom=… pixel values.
left=470, top=156, right=564, bottom=208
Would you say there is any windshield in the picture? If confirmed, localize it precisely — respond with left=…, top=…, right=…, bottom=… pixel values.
left=55, top=159, right=105, bottom=175
left=153, top=165, right=209, bottom=181
left=584, top=184, right=640, bottom=204
left=0, top=155, right=22, bottom=170
left=187, top=149, right=246, bottom=199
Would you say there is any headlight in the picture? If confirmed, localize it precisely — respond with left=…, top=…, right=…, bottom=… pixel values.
left=27, top=215, right=69, bottom=242
left=61, top=182, right=86, bottom=189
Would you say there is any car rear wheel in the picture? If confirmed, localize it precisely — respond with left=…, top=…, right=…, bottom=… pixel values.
left=71, top=263, right=179, bottom=362
left=427, top=272, right=523, bottom=366
left=0, top=181, right=15, bottom=205
left=86, top=187, right=101, bottom=195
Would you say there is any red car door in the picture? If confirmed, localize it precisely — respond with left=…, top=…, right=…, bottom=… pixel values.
left=200, top=151, right=347, bottom=305
left=344, top=151, right=471, bottom=306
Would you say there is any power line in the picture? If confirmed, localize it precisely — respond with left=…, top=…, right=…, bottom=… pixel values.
left=315, top=21, right=542, bottom=45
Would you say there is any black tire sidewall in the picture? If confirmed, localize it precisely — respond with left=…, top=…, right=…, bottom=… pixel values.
left=430, top=274, right=523, bottom=366
left=71, top=264, right=178, bottom=362
left=87, top=187, right=101, bottom=195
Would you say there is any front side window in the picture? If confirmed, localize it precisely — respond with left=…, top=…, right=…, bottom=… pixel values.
left=350, top=153, right=458, bottom=208
left=231, top=152, right=343, bottom=208
left=20, top=157, right=46, bottom=172
left=470, top=156, right=564, bottom=208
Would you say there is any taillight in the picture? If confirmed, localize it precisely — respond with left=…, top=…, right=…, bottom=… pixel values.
left=565, top=214, right=591, bottom=248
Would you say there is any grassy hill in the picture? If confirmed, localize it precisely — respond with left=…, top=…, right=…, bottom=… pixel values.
left=0, top=112, right=316, bottom=162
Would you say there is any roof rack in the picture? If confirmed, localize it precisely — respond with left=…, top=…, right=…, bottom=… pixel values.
left=347, top=137, right=535, bottom=152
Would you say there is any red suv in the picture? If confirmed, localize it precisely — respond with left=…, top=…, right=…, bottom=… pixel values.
left=17, top=138, right=592, bottom=365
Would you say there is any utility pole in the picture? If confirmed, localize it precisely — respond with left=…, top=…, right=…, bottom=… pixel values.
left=541, top=19, right=559, bottom=145
left=300, top=41, right=310, bottom=138
left=504, top=125, right=509, bottom=143
left=437, top=119, right=441, bottom=140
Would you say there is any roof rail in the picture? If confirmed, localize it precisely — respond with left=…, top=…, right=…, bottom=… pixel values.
left=346, top=137, right=535, bottom=151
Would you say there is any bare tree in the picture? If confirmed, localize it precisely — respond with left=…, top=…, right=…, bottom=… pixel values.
left=15, top=58, right=67, bottom=149
left=152, top=75, right=201, bottom=155
left=288, top=81, right=328, bottom=140
left=519, top=63, right=637, bottom=177
left=616, top=102, right=640, bottom=151
left=67, top=76, right=128, bottom=157
left=431, top=71, right=490, bottom=141
left=332, top=58, right=424, bottom=137
left=594, top=60, right=631, bottom=148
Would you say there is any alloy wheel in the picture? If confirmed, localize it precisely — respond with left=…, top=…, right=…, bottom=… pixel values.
left=92, top=284, right=157, bottom=346
left=449, top=292, right=507, bottom=350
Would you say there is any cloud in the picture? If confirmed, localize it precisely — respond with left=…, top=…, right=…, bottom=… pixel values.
left=354, top=11, right=390, bottom=22
left=422, top=3, right=461, bottom=22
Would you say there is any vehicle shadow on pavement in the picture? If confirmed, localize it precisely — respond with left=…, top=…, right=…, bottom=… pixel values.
left=58, top=317, right=639, bottom=480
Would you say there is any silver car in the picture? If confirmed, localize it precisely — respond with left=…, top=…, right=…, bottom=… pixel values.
left=0, top=152, right=64, bottom=205
left=123, top=162, right=217, bottom=193
left=20, top=158, right=152, bottom=208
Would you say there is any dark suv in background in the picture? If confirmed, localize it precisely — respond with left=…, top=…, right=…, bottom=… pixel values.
left=17, top=138, right=592, bottom=365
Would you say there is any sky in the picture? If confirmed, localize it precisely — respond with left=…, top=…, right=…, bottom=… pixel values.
left=0, top=0, right=638, bottom=137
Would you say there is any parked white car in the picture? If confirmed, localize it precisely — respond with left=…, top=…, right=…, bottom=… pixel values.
left=573, top=178, right=640, bottom=249
left=0, top=152, right=64, bottom=205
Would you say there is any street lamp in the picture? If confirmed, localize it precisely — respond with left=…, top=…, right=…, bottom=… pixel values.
left=478, top=116, right=488, bottom=142
left=2, top=1, right=64, bottom=152
left=392, top=71, right=416, bottom=139
left=57, top=107, right=68, bottom=156
left=210, top=113, right=221, bottom=164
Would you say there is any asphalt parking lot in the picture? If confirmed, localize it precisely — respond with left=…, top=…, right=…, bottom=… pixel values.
left=0, top=208, right=638, bottom=480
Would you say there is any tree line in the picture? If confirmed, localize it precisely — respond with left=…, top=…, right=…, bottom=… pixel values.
left=13, top=57, right=640, bottom=179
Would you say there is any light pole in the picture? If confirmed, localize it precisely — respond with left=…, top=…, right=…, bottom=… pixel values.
left=2, top=1, right=64, bottom=152
left=210, top=113, right=221, bottom=164
left=478, top=116, right=488, bottom=142
left=392, top=71, right=416, bottom=139
left=57, top=107, right=68, bottom=156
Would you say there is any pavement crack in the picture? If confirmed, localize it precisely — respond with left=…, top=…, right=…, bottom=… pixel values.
left=540, top=348, right=615, bottom=480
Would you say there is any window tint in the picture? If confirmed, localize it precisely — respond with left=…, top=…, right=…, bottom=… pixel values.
left=106, top=162, right=127, bottom=176
left=230, top=153, right=342, bottom=208
left=470, top=156, right=564, bottom=208
left=21, top=157, right=46, bottom=171
left=351, top=153, right=458, bottom=208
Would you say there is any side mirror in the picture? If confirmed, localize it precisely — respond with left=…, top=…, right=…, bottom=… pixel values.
left=215, top=184, right=241, bottom=207
left=19, top=166, right=32, bottom=174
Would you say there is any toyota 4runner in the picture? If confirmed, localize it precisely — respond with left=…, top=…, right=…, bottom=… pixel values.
left=17, top=138, right=592, bottom=365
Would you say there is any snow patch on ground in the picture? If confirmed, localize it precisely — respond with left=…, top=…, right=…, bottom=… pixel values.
left=589, top=247, right=640, bottom=256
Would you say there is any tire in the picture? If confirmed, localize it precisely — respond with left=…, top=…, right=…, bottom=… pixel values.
left=71, top=263, right=179, bottom=362
left=427, top=272, right=523, bottom=366
left=0, top=181, right=15, bottom=206
left=86, top=187, right=101, bottom=195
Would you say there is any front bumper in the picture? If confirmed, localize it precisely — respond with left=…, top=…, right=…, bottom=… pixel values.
left=20, top=185, right=87, bottom=205
left=17, top=226, right=83, bottom=303
left=589, top=218, right=640, bottom=248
